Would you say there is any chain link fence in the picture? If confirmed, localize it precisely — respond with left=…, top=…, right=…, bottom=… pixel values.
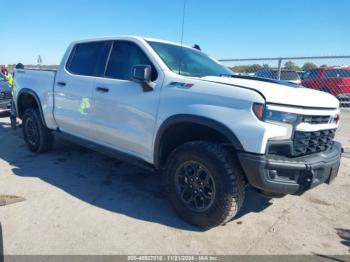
left=219, top=56, right=350, bottom=108
left=2, top=56, right=349, bottom=150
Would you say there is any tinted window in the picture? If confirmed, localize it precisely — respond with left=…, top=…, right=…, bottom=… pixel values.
left=324, top=69, right=350, bottom=78
left=105, top=41, right=157, bottom=81
left=68, top=41, right=111, bottom=76
left=303, top=70, right=319, bottom=80
left=279, top=71, right=300, bottom=81
left=255, top=71, right=270, bottom=78
left=255, top=70, right=300, bottom=81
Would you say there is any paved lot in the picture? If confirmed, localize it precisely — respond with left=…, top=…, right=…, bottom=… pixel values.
left=0, top=110, right=349, bottom=255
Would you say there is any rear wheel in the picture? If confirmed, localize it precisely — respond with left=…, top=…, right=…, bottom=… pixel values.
left=164, top=141, right=245, bottom=229
left=22, top=108, right=54, bottom=153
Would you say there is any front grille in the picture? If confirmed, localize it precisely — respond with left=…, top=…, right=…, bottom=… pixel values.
left=302, top=115, right=331, bottom=124
left=0, top=91, right=12, bottom=100
left=293, top=129, right=336, bottom=157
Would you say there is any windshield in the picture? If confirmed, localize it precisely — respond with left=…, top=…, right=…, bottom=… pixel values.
left=148, top=41, right=232, bottom=77
left=324, top=69, right=350, bottom=78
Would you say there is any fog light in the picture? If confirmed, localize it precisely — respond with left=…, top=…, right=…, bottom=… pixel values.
left=268, top=170, right=278, bottom=179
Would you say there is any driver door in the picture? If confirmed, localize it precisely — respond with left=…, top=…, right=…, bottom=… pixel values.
left=91, top=41, right=163, bottom=161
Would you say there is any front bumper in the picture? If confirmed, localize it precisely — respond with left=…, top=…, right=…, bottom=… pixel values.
left=0, top=99, right=11, bottom=111
left=238, top=142, right=342, bottom=195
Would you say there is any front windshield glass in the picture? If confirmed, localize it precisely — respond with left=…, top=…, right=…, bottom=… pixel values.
left=148, top=41, right=232, bottom=77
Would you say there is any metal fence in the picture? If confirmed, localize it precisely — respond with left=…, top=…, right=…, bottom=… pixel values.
left=219, top=56, right=350, bottom=107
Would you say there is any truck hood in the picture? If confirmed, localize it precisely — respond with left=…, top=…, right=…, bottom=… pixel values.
left=201, top=76, right=339, bottom=109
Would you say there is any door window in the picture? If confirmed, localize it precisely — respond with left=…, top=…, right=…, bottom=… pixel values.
left=105, top=41, right=158, bottom=81
left=67, top=41, right=112, bottom=76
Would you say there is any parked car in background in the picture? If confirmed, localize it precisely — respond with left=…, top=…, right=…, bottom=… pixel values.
left=0, top=72, right=12, bottom=113
left=255, top=69, right=301, bottom=85
left=296, top=71, right=305, bottom=79
left=302, top=67, right=350, bottom=105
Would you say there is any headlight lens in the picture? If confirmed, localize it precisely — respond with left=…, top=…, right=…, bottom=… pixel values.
left=264, top=109, right=298, bottom=123
left=253, top=103, right=299, bottom=124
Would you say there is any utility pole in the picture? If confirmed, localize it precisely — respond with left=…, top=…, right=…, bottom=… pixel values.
left=37, top=55, right=42, bottom=68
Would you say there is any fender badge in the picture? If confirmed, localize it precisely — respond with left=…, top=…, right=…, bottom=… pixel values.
left=169, top=82, right=194, bottom=89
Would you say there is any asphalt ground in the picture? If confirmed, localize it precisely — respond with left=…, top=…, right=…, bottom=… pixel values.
left=0, top=110, right=349, bottom=255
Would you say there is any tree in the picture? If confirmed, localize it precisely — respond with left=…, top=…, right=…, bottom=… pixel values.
left=284, top=61, right=300, bottom=71
left=320, top=64, right=328, bottom=68
left=247, top=64, right=263, bottom=73
left=302, top=62, right=317, bottom=71
left=230, top=64, right=265, bottom=74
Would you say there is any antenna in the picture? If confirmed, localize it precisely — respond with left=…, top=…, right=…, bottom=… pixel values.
left=180, top=0, right=187, bottom=45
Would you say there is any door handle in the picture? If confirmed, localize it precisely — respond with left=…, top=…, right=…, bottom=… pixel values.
left=57, top=81, right=66, bottom=87
left=96, top=87, right=109, bottom=93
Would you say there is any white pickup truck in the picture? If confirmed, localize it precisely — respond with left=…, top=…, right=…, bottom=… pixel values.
left=12, top=36, right=342, bottom=229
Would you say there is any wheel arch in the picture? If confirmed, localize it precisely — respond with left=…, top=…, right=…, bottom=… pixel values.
left=17, top=88, right=47, bottom=127
left=154, top=114, right=244, bottom=169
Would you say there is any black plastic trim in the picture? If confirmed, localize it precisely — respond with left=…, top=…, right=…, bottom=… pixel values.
left=238, top=142, right=342, bottom=195
left=17, top=88, right=48, bottom=127
left=154, top=114, right=244, bottom=169
left=54, top=131, right=155, bottom=172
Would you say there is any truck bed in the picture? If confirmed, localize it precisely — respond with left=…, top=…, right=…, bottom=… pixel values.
left=14, top=68, right=58, bottom=129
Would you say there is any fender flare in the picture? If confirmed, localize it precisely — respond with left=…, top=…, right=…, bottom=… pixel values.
left=17, top=88, right=48, bottom=127
left=153, top=114, right=244, bottom=169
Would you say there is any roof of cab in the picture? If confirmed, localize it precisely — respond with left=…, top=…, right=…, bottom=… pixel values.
left=71, top=35, right=194, bottom=49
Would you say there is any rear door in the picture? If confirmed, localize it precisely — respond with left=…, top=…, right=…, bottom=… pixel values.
left=91, top=40, right=163, bottom=161
left=54, top=41, right=111, bottom=139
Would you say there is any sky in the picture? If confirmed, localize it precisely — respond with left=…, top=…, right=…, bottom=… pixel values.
left=0, top=0, right=349, bottom=65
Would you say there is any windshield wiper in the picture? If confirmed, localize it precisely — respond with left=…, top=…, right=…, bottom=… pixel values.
left=218, top=74, right=236, bottom=77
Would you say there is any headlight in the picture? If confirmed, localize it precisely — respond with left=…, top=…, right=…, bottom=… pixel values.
left=253, top=103, right=299, bottom=124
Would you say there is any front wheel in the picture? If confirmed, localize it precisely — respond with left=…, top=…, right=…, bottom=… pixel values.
left=164, top=141, right=245, bottom=229
left=22, top=108, right=54, bottom=153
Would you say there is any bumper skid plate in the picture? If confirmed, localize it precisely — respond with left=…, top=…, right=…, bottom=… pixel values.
left=238, top=142, right=342, bottom=195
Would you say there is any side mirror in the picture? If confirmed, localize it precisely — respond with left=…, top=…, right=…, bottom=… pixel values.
left=132, top=65, right=153, bottom=92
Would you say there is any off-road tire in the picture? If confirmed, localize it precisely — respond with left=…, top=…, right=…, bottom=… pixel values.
left=22, top=108, right=54, bottom=153
left=164, top=141, right=245, bottom=229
